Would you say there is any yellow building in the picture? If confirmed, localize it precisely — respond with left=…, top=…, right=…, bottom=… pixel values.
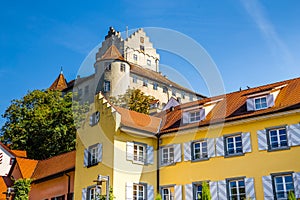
left=75, top=77, right=300, bottom=200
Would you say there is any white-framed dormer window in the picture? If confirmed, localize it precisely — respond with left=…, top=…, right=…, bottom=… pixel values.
left=246, top=94, right=274, bottom=111
left=189, top=111, right=201, bottom=123
left=254, top=96, right=267, bottom=110
left=182, top=109, right=205, bottom=124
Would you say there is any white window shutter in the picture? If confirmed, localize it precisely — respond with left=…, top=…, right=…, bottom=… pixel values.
left=174, top=144, right=182, bottom=163
left=216, top=137, right=224, bottom=157
left=126, top=142, right=134, bottom=161
left=182, top=112, right=189, bottom=124
left=96, top=186, right=101, bottom=198
left=89, top=114, right=94, bottom=126
left=200, top=108, right=206, bottom=121
left=126, top=182, right=133, bottom=200
left=209, top=181, right=218, bottom=200
left=84, top=149, right=89, bottom=167
left=262, top=176, right=274, bottom=200
left=82, top=188, right=87, bottom=200
left=245, top=177, right=256, bottom=200
left=207, top=138, right=215, bottom=158
left=246, top=98, right=255, bottom=111
left=185, top=184, right=193, bottom=200
left=242, top=132, right=252, bottom=153
left=184, top=142, right=191, bottom=161
left=97, top=143, right=102, bottom=162
left=147, top=184, right=154, bottom=200
left=267, top=94, right=274, bottom=107
left=147, top=145, right=154, bottom=165
left=257, top=130, right=268, bottom=150
left=288, top=123, right=300, bottom=146
left=217, top=180, right=227, bottom=200
left=293, top=172, right=300, bottom=198
left=175, top=185, right=182, bottom=200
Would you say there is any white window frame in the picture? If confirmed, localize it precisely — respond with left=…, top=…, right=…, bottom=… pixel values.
left=89, top=145, right=99, bottom=166
left=133, top=143, right=146, bottom=164
left=161, top=146, right=174, bottom=165
left=192, top=141, right=208, bottom=160
left=227, top=179, right=246, bottom=200
left=254, top=96, right=267, bottom=110
left=133, top=183, right=145, bottom=200
left=133, top=54, right=138, bottom=61
left=104, top=80, right=110, bottom=92
left=162, top=187, right=173, bottom=200
left=273, top=174, right=294, bottom=200
left=193, top=183, right=203, bottom=200
left=153, top=82, right=158, bottom=90
left=268, top=127, right=288, bottom=150
left=120, top=63, right=126, bottom=72
left=105, top=62, right=111, bottom=71
left=225, top=135, right=243, bottom=155
left=88, top=186, right=97, bottom=200
left=189, top=111, right=201, bottom=123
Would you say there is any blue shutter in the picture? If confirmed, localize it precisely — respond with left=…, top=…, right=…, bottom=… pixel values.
left=175, top=185, right=182, bottom=200
left=84, top=149, right=89, bottom=167
left=217, top=180, right=227, bottom=200
left=245, top=177, right=256, bottom=200
left=207, top=138, right=215, bottom=158
left=126, top=142, right=134, bottom=161
left=267, top=94, right=274, bottom=107
left=126, top=182, right=133, bottom=200
left=200, top=108, right=205, bottom=121
left=82, top=188, right=87, bottom=200
left=96, top=186, right=101, bottom=199
left=147, top=145, right=154, bottom=165
left=185, top=184, right=193, bottom=200
left=184, top=142, right=191, bottom=161
left=262, top=176, right=274, bottom=200
left=209, top=182, right=218, bottom=200
left=174, top=144, right=182, bottom=163
left=242, top=132, right=252, bottom=153
left=182, top=112, right=189, bottom=124
left=97, top=143, right=102, bottom=163
left=216, top=137, right=224, bottom=156
left=288, top=123, right=300, bottom=146
left=246, top=98, right=255, bottom=111
left=257, top=129, right=268, bottom=150
left=293, top=172, right=300, bottom=198
left=147, top=184, right=154, bottom=200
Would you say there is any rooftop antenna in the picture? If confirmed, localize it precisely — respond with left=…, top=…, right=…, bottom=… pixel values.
left=60, top=66, right=63, bottom=74
left=126, top=26, right=128, bottom=38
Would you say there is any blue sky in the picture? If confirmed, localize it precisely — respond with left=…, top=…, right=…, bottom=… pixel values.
left=1, top=0, right=300, bottom=126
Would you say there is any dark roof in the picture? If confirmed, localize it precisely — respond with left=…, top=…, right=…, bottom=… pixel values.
left=159, top=77, right=300, bottom=134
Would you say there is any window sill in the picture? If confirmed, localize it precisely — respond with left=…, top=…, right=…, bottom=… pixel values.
left=268, top=146, right=290, bottom=152
left=224, top=152, right=244, bottom=158
left=132, top=160, right=146, bottom=165
left=191, top=157, right=209, bottom=162
left=87, top=162, right=99, bottom=168
left=160, top=162, right=175, bottom=167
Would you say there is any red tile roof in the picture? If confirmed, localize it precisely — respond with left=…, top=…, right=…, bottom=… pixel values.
left=11, top=150, right=27, bottom=158
left=49, top=73, right=68, bottom=91
left=100, top=45, right=124, bottom=60
left=159, top=77, right=300, bottom=134
left=16, top=157, right=38, bottom=178
left=31, top=150, right=75, bottom=181
left=0, top=177, right=7, bottom=200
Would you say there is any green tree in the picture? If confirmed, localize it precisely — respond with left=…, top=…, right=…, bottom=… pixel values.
left=201, top=182, right=211, bottom=200
left=155, top=193, right=162, bottom=200
left=109, top=88, right=155, bottom=114
left=0, top=90, right=88, bottom=159
left=288, top=191, right=296, bottom=200
left=98, top=187, right=114, bottom=200
left=13, top=178, right=32, bottom=200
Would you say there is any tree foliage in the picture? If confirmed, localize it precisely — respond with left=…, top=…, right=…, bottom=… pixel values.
left=201, top=181, right=211, bottom=200
left=155, top=193, right=162, bottom=200
left=0, top=90, right=87, bottom=159
left=98, top=187, right=115, bottom=200
left=288, top=191, right=296, bottom=200
left=109, top=88, right=155, bottom=114
left=13, top=178, right=32, bottom=200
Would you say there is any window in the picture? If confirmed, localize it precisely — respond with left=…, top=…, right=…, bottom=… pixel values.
left=143, top=79, right=148, bottom=87
left=133, top=184, right=145, bottom=200
left=227, top=179, right=246, bottom=200
left=88, top=186, right=97, bottom=200
left=268, top=127, right=288, bottom=150
left=172, top=89, right=176, bottom=96
left=161, top=146, right=174, bottom=165
left=163, top=86, right=168, bottom=93
left=89, top=145, right=99, bottom=166
left=120, top=63, right=126, bottom=72
left=181, top=92, right=185, bottom=99
left=133, top=76, right=138, bottom=83
left=153, top=82, right=158, bottom=90
left=189, top=111, right=201, bottom=123
left=273, top=174, right=294, bottom=200
left=104, top=80, right=110, bottom=92
left=193, top=183, right=202, bottom=200
left=84, top=144, right=102, bottom=167
left=189, top=94, right=193, bottom=101
left=192, top=141, right=208, bottom=160
left=133, top=143, right=146, bottom=163
left=225, top=135, right=243, bottom=155
left=140, top=45, right=145, bottom=52
left=161, top=187, right=173, bottom=200
left=133, top=54, right=138, bottom=61
left=147, top=59, right=151, bottom=66
left=105, top=62, right=111, bottom=71
left=254, top=96, right=267, bottom=110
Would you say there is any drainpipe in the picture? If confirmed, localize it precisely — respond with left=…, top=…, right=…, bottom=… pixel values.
left=156, top=134, right=160, bottom=193
left=65, top=173, right=71, bottom=200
